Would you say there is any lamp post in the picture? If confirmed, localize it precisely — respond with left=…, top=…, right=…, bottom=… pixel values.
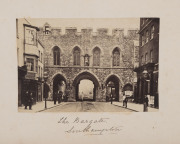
left=108, top=81, right=114, bottom=104
left=43, top=71, right=48, bottom=109
left=142, top=68, right=150, bottom=112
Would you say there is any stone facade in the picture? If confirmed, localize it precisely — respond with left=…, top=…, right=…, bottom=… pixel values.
left=38, top=23, right=139, bottom=102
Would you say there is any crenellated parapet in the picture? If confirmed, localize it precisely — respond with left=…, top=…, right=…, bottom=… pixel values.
left=38, top=23, right=139, bottom=39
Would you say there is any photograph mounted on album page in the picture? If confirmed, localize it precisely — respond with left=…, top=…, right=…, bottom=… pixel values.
left=0, top=0, right=180, bottom=144
left=17, top=18, right=159, bottom=113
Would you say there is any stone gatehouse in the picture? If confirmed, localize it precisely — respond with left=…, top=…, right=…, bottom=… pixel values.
left=38, top=23, right=139, bottom=102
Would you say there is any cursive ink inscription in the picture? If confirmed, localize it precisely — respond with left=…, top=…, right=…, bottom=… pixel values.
left=58, top=117, right=123, bottom=135
left=73, top=117, right=109, bottom=124
left=65, top=125, right=122, bottom=135
left=58, top=117, right=69, bottom=124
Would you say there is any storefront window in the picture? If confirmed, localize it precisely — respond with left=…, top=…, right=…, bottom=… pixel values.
left=27, top=58, right=34, bottom=71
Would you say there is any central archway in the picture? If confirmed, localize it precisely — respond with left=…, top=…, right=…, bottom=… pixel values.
left=79, top=79, right=94, bottom=100
left=72, top=72, right=100, bottom=101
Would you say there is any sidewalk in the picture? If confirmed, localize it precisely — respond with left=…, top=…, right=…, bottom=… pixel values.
left=18, top=101, right=64, bottom=113
left=112, top=102, right=159, bottom=112
left=18, top=101, right=159, bottom=113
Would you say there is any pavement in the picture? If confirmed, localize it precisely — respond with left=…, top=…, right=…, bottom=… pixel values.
left=18, top=101, right=158, bottom=112
left=112, top=102, right=159, bottom=112
left=18, top=101, right=65, bottom=113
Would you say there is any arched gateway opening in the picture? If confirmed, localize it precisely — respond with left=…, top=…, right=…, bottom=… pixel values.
left=123, top=84, right=133, bottom=96
left=105, top=75, right=120, bottom=101
left=73, top=72, right=100, bottom=101
left=53, top=74, right=66, bottom=100
left=79, top=79, right=94, bottom=100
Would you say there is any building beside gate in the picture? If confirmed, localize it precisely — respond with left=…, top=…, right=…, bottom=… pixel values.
left=134, top=18, right=159, bottom=108
left=17, top=18, right=44, bottom=106
left=38, top=23, right=139, bottom=102
left=37, top=40, right=45, bottom=102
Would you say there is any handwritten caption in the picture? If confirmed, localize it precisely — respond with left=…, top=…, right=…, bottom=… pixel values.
left=58, top=117, right=123, bottom=135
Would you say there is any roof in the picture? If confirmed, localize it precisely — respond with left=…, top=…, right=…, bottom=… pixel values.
left=23, top=24, right=40, bottom=31
left=37, top=39, right=45, bottom=49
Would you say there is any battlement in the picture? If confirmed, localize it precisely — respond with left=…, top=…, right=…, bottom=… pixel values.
left=39, top=23, right=139, bottom=37
left=65, top=27, right=77, bottom=34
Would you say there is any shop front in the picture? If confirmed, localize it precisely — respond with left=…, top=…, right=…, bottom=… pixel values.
left=134, top=63, right=158, bottom=107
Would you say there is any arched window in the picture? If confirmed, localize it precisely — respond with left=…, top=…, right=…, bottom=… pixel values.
left=53, top=46, right=60, bottom=65
left=73, top=47, right=80, bottom=65
left=150, top=25, right=155, bottom=39
left=93, top=47, right=100, bottom=66
left=113, top=48, right=120, bottom=66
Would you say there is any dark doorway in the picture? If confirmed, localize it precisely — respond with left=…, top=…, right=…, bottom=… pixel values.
left=53, top=74, right=66, bottom=99
left=105, top=75, right=120, bottom=101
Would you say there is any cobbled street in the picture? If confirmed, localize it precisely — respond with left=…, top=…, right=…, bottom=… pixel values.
left=42, top=102, right=134, bottom=112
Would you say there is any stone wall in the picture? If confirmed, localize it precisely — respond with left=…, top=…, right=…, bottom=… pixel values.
left=38, top=25, right=139, bottom=101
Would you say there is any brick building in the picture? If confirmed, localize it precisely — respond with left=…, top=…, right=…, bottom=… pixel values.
left=134, top=18, right=159, bottom=108
left=38, top=23, right=139, bottom=102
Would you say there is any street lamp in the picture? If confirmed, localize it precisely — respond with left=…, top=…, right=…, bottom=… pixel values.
left=43, top=71, right=48, bottom=109
left=108, top=81, right=114, bottom=104
left=142, top=69, right=149, bottom=79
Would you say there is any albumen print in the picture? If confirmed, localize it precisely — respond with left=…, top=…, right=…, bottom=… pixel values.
left=17, top=18, right=159, bottom=112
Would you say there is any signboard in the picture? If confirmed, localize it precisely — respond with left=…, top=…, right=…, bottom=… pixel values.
left=125, top=91, right=133, bottom=96
left=25, top=72, right=36, bottom=80
left=134, top=77, right=137, bottom=82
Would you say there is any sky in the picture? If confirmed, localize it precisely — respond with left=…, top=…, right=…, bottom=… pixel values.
left=26, top=18, right=140, bottom=34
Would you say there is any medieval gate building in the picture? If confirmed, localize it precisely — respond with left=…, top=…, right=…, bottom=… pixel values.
left=38, top=23, right=139, bottom=102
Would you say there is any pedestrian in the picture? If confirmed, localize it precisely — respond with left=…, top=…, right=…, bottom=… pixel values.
left=144, top=95, right=149, bottom=112
left=57, top=91, right=60, bottom=104
left=44, top=83, right=50, bottom=100
left=62, top=93, right=65, bottom=102
left=110, top=94, right=113, bottom=104
left=29, top=92, right=33, bottom=110
left=54, top=92, right=57, bottom=105
left=58, top=91, right=63, bottom=104
left=125, top=96, right=128, bottom=108
left=123, top=94, right=126, bottom=107
left=24, top=91, right=29, bottom=109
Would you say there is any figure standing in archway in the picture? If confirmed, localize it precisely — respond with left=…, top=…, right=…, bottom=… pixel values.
left=57, top=91, right=63, bottom=103
left=144, top=95, right=149, bottom=112
left=54, top=91, right=57, bottom=104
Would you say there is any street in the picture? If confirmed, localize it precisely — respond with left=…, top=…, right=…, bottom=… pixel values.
left=41, top=102, right=134, bottom=112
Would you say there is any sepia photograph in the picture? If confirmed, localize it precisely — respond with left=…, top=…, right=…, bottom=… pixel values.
left=17, top=18, right=159, bottom=113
